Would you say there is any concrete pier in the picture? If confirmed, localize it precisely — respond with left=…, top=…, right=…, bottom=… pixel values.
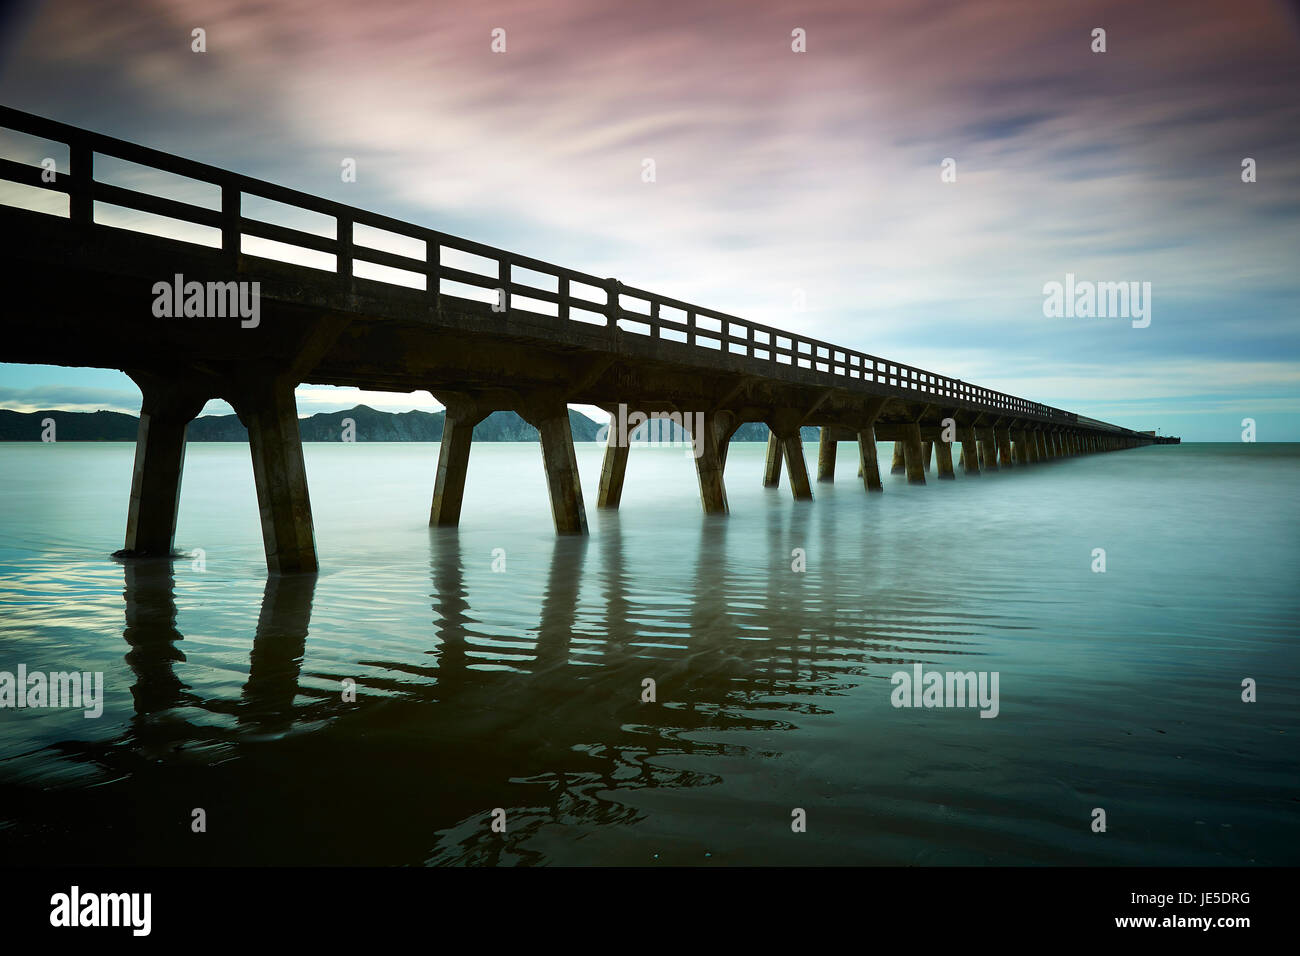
left=692, top=411, right=730, bottom=514
left=901, top=423, right=926, bottom=484
left=780, top=434, right=814, bottom=501
left=996, top=428, right=1014, bottom=468
left=935, top=439, right=955, bottom=480
left=233, top=378, right=319, bottom=574
left=119, top=378, right=209, bottom=558
left=959, top=426, right=980, bottom=476
left=817, top=427, right=838, bottom=483
left=763, top=432, right=783, bottom=487
left=890, top=440, right=906, bottom=474
left=596, top=426, right=630, bottom=509
left=430, top=395, right=485, bottom=526
left=0, top=105, right=1175, bottom=570
left=857, top=429, right=884, bottom=492
left=523, top=402, right=588, bottom=535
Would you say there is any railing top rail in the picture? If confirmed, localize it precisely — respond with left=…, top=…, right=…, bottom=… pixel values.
left=0, top=103, right=1144, bottom=437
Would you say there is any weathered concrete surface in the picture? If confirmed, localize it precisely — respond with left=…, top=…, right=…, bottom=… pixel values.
left=232, top=378, right=319, bottom=574
left=119, top=378, right=208, bottom=557
left=429, top=394, right=485, bottom=527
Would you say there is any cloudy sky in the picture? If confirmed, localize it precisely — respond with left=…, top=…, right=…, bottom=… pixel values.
left=1, top=0, right=1297, bottom=439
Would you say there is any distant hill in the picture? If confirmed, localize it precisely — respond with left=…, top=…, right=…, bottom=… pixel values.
left=0, top=406, right=812, bottom=442
left=0, top=406, right=602, bottom=442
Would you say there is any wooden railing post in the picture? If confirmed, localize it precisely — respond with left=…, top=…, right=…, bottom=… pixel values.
left=604, top=278, right=621, bottom=327
left=221, top=183, right=240, bottom=268
left=498, top=256, right=511, bottom=313
left=69, top=139, right=92, bottom=224
left=337, top=214, right=353, bottom=291
left=428, top=241, right=442, bottom=307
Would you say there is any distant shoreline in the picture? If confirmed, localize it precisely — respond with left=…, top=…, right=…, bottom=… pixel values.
left=0, top=406, right=814, bottom=442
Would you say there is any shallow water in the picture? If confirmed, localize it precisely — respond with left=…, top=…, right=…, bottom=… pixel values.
left=0, top=440, right=1296, bottom=865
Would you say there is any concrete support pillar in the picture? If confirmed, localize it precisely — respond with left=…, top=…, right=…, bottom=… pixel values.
left=692, top=412, right=730, bottom=514
left=890, top=441, right=906, bottom=474
left=1009, top=431, right=1023, bottom=464
left=922, top=440, right=933, bottom=473
left=530, top=405, right=589, bottom=535
left=979, top=438, right=998, bottom=471
left=597, top=431, right=630, bottom=509
left=817, top=427, right=837, bottom=483
left=996, top=428, right=1014, bottom=468
left=935, top=438, right=955, bottom=479
left=781, top=434, right=814, bottom=501
left=857, top=429, right=883, bottom=492
left=959, top=427, right=980, bottom=476
left=763, top=431, right=783, bottom=487
left=901, top=423, right=926, bottom=484
left=236, top=380, right=319, bottom=574
left=120, top=380, right=208, bottom=558
left=430, top=399, right=485, bottom=526
left=714, top=411, right=741, bottom=474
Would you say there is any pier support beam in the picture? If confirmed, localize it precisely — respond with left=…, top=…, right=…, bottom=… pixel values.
left=935, top=438, right=955, bottom=479
left=890, top=441, right=906, bottom=474
left=690, top=412, right=730, bottom=514
left=233, top=378, right=319, bottom=574
left=1036, top=431, right=1049, bottom=461
left=515, top=399, right=589, bottom=535
left=857, top=428, right=883, bottom=492
left=996, top=428, right=1014, bottom=468
left=922, top=441, right=933, bottom=473
left=959, top=427, right=980, bottom=476
left=713, top=411, right=742, bottom=473
left=781, top=434, right=813, bottom=500
left=817, top=427, right=837, bottom=483
left=981, top=440, right=998, bottom=471
left=901, top=423, right=926, bottom=484
left=763, top=431, right=783, bottom=487
left=120, top=378, right=209, bottom=558
left=430, top=395, right=487, bottom=526
left=769, top=412, right=812, bottom=501
left=597, top=427, right=630, bottom=509
left=1009, top=430, right=1023, bottom=464
left=531, top=405, right=588, bottom=534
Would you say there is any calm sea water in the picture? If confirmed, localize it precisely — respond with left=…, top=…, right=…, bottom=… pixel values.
left=0, top=440, right=1296, bottom=865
